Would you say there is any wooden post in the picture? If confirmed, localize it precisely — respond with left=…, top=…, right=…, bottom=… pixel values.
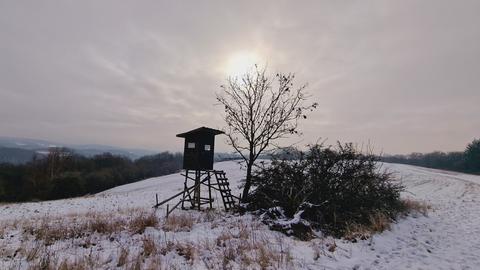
left=208, top=171, right=213, bottom=209
left=181, top=170, right=188, bottom=210
left=166, top=204, right=170, bottom=218
left=195, top=170, right=201, bottom=210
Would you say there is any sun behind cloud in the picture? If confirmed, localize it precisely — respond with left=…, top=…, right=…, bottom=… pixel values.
left=224, top=51, right=262, bottom=78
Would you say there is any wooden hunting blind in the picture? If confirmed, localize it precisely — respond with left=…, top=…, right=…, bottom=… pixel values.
left=154, top=126, right=238, bottom=216
left=176, top=127, right=224, bottom=170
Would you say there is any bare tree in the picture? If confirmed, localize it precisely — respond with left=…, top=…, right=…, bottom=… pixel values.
left=216, top=66, right=317, bottom=202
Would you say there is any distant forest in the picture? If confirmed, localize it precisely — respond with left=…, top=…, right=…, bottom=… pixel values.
left=381, top=139, right=480, bottom=175
left=0, top=149, right=183, bottom=202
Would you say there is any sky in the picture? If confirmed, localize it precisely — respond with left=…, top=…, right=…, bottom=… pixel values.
left=1, top=0, right=479, bottom=154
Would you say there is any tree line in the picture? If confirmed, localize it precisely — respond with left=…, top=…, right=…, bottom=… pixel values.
left=0, top=148, right=182, bottom=202
left=381, top=139, right=480, bottom=174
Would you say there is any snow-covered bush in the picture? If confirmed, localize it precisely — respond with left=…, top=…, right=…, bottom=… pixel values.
left=246, top=143, right=405, bottom=237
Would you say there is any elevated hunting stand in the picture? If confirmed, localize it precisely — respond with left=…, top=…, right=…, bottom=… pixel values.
left=154, top=127, right=238, bottom=216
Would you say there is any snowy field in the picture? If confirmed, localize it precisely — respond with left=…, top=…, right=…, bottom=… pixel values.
left=1, top=161, right=480, bottom=269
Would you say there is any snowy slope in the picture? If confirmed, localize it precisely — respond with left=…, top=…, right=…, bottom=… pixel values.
left=1, top=161, right=480, bottom=269
left=0, top=161, right=247, bottom=221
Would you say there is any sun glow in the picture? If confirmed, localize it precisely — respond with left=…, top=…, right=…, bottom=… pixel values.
left=225, top=51, right=261, bottom=77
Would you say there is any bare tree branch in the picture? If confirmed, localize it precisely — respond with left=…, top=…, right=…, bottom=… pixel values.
left=216, top=65, right=318, bottom=201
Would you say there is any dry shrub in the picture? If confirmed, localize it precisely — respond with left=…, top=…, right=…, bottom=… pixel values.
left=162, top=213, right=195, bottom=232
left=129, top=211, right=158, bottom=234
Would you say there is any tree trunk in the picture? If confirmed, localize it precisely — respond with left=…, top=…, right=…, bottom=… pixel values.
left=242, top=162, right=253, bottom=202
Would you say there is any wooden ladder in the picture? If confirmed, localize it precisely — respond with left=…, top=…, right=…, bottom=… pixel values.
left=213, top=170, right=236, bottom=211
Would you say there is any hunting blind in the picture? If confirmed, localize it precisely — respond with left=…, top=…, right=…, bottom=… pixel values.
left=154, top=126, right=238, bottom=216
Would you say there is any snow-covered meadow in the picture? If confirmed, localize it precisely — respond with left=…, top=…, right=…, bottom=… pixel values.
left=1, top=161, right=480, bottom=269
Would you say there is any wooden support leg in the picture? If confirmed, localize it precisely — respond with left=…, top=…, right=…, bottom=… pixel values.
left=195, top=170, right=201, bottom=210
left=208, top=171, right=213, bottom=209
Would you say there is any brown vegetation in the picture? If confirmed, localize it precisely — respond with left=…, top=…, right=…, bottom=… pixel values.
left=344, top=199, right=431, bottom=241
left=162, top=213, right=195, bottom=232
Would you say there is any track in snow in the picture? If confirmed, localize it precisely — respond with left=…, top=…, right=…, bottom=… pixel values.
left=320, top=164, right=480, bottom=270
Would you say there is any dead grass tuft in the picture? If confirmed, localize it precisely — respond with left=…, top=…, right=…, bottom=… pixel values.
left=57, top=258, right=88, bottom=270
left=23, top=214, right=126, bottom=245
left=158, top=240, right=175, bottom=255
left=26, top=243, right=42, bottom=262
left=129, top=211, right=158, bottom=234
left=312, top=243, right=322, bottom=261
left=174, top=242, right=196, bottom=262
left=401, top=199, right=431, bottom=216
left=221, top=242, right=237, bottom=268
left=368, top=212, right=391, bottom=232
left=0, top=224, right=5, bottom=239
left=142, top=235, right=157, bottom=257
left=145, top=255, right=163, bottom=270
left=89, top=214, right=123, bottom=234
left=117, top=247, right=129, bottom=267
left=344, top=212, right=391, bottom=241
left=26, top=248, right=57, bottom=270
left=127, top=252, right=144, bottom=270
left=216, top=231, right=232, bottom=247
left=162, top=213, right=195, bottom=232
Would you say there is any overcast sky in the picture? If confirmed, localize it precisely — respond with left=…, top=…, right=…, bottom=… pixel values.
left=1, top=1, right=479, bottom=154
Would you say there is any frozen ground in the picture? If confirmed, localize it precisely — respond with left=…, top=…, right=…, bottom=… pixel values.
left=1, top=161, right=480, bottom=269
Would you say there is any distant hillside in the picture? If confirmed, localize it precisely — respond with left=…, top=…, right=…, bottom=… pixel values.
left=0, top=136, right=157, bottom=162
left=0, top=147, right=36, bottom=164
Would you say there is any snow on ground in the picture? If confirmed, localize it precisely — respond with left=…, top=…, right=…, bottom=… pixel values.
left=1, top=161, right=480, bottom=269
left=0, top=161, right=247, bottom=222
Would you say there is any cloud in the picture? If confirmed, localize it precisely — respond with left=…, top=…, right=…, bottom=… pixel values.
left=1, top=0, right=479, bottom=153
